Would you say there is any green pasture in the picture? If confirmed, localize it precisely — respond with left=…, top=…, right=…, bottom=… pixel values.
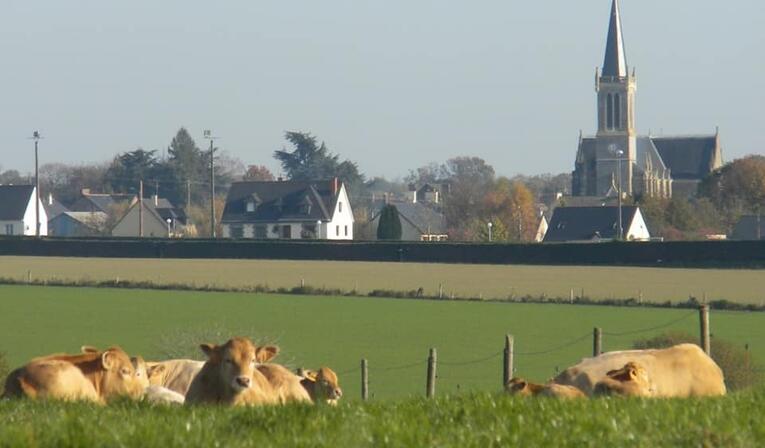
left=3, top=256, right=765, bottom=303
left=2, top=391, right=765, bottom=447
left=2, top=285, right=764, bottom=399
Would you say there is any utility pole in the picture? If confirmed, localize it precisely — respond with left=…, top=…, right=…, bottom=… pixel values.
left=32, top=131, right=41, bottom=237
left=204, top=130, right=217, bottom=238
left=138, top=180, right=144, bottom=237
left=186, top=179, right=191, bottom=211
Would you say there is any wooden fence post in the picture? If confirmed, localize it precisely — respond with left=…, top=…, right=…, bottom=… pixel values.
left=426, top=348, right=437, bottom=398
left=503, top=335, right=514, bottom=387
left=699, top=304, right=710, bottom=355
left=361, top=359, right=369, bottom=401
left=593, top=327, right=602, bottom=357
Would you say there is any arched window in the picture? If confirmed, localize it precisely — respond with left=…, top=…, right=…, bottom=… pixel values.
left=614, top=94, right=621, bottom=130
left=606, top=93, right=614, bottom=130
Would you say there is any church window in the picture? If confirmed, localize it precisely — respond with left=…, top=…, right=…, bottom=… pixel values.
left=606, top=94, right=614, bottom=130
left=614, top=94, right=621, bottom=130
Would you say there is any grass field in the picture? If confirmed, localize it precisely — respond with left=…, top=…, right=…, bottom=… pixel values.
left=3, top=256, right=765, bottom=303
left=2, top=392, right=765, bottom=447
left=2, top=285, right=764, bottom=399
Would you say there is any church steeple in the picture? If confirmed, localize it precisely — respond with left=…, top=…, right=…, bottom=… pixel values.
left=602, top=0, right=627, bottom=78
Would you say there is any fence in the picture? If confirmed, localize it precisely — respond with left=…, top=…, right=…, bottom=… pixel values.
left=340, top=305, right=710, bottom=400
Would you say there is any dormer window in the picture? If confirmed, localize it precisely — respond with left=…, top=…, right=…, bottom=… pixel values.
left=246, top=201, right=255, bottom=213
left=246, top=193, right=261, bottom=213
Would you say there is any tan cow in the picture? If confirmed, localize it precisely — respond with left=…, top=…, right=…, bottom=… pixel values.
left=257, top=364, right=312, bottom=404
left=593, top=362, right=654, bottom=397
left=144, top=385, right=185, bottom=405
left=184, top=337, right=279, bottom=406
left=554, top=343, right=726, bottom=397
left=145, top=359, right=205, bottom=396
left=505, top=377, right=585, bottom=399
left=2, top=346, right=145, bottom=403
left=297, top=367, right=343, bottom=405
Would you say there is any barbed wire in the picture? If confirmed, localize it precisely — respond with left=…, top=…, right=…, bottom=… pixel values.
left=376, top=360, right=426, bottom=372
left=602, top=310, right=696, bottom=337
left=515, top=332, right=592, bottom=357
left=439, top=350, right=502, bottom=366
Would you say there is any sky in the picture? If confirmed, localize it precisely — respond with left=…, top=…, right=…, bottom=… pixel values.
left=1, top=1, right=763, bottom=180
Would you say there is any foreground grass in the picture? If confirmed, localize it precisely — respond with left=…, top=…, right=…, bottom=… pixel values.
left=3, top=285, right=765, bottom=399
left=3, top=256, right=765, bottom=303
left=2, top=391, right=765, bottom=447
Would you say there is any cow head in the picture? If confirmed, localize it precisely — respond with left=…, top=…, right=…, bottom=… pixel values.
left=97, top=347, right=146, bottom=400
left=594, top=362, right=653, bottom=397
left=131, top=356, right=150, bottom=389
left=505, top=377, right=539, bottom=396
left=200, top=337, right=279, bottom=396
left=299, top=367, right=343, bottom=404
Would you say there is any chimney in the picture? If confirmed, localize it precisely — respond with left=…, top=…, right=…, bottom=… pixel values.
left=153, top=194, right=158, bottom=206
left=331, top=177, right=339, bottom=195
left=48, top=193, right=53, bottom=206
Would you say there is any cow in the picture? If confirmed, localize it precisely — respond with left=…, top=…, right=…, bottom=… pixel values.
left=296, top=367, right=343, bottom=405
left=593, top=362, right=654, bottom=397
left=145, top=359, right=205, bottom=396
left=184, top=337, right=279, bottom=406
left=2, top=346, right=145, bottom=403
left=554, top=343, right=726, bottom=397
left=257, top=364, right=312, bottom=404
left=144, top=385, right=186, bottom=405
left=505, top=377, right=585, bottom=399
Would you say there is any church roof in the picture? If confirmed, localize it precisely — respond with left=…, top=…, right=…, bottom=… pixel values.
left=602, top=0, right=628, bottom=78
left=651, top=136, right=719, bottom=180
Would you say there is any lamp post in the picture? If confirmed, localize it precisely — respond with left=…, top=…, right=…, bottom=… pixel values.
left=166, top=218, right=172, bottom=237
left=316, top=220, right=322, bottom=239
left=203, top=130, right=217, bottom=238
left=608, top=145, right=625, bottom=241
left=487, top=222, right=493, bottom=242
left=31, top=131, right=41, bottom=237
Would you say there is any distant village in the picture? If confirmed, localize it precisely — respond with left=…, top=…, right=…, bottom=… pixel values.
left=1, top=0, right=763, bottom=244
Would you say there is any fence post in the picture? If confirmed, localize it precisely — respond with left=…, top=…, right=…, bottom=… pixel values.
left=438, top=283, right=443, bottom=299
left=361, top=359, right=369, bottom=401
left=593, top=327, right=602, bottom=357
left=503, top=335, right=514, bottom=387
left=699, top=304, right=710, bottom=355
left=426, top=348, right=437, bottom=398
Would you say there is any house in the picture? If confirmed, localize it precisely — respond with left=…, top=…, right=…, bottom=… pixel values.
left=42, top=193, right=69, bottom=221
left=0, top=185, right=48, bottom=236
left=220, top=178, right=353, bottom=240
left=543, top=206, right=650, bottom=242
left=69, top=189, right=136, bottom=214
left=49, top=211, right=107, bottom=237
left=111, top=196, right=192, bottom=237
left=369, top=201, right=448, bottom=242
left=730, top=215, right=765, bottom=241
left=533, top=214, right=549, bottom=243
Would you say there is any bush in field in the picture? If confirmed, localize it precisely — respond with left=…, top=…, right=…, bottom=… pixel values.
left=633, top=331, right=763, bottom=391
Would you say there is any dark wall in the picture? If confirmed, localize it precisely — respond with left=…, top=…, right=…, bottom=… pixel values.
left=1, top=237, right=764, bottom=268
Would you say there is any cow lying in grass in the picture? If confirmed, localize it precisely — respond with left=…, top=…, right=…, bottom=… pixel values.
left=145, top=359, right=205, bottom=396
left=505, top=377, right=585, bottom=399
left=185, top=337, right=280, bottom=406
left=554, top=343, right=725, bottom=397
left=2, top=346, right=145, bottom=403
left=257, top=363, right=312, bottom=404
left=297, top=367, right=343, bottom=405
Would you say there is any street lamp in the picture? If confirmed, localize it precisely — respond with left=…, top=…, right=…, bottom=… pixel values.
left=166, top=218, right=172, bottom=237
left=316, top=220, right=322, bottom=239
left=203, top=130, right=218, bottom=238
left=31, top=131, right=42, bottom=237
left=608, top=144, right=625, bottom=241
left=487, top=222, right=493, bottom=242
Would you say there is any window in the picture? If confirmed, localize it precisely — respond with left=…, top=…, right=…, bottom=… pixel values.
left=254, top=226, right=267, bottom=239
left=246, top=201, right=255, bottom=213
left=230, top=224, right=244, bottom=239
left=281, top=225, right=292, bottom=239
left=339, top=202, right=343, bottom=213
left=344, top=225, right=348, bottom=236
left=4, top=224, right=13, bottom=235
left=606, top=93, right=614, bottom=130
left=336, top=225, right=340, bottom=236
left=614, top=94, right=621, bottom=130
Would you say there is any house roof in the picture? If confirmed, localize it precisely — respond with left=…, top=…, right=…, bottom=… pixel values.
left=651, top=136, right=718, bottom=180
left=602, top=0, right=628, bottom=78
left=69, top=193, right=135, bottom=213
left=0, top=185, right=34, bottom=220
left=55, top=211, right=107, bottom=229
left=373, top=201, right=447, bottom=235
left=221, top=180, right=340, bottom=223
left=43, top=197, right=69, bottom=220
left=544, top=206, right=639, bottom=242
left=730, top=215, right=765, bottom=241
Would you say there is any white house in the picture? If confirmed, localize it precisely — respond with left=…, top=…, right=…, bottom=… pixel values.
left=0, top=185, right=48, bottom=236
left=543, top=206, right=650, bottom=242
left=221, top=178, right=354, bottom=240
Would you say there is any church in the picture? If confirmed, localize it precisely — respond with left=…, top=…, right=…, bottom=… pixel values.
left=572, top=0, right=723, bottom=199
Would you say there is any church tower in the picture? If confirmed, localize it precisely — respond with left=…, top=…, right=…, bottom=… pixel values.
left=594, top=0, right=637, bottom=196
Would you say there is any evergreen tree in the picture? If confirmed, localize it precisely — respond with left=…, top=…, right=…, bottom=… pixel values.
left=377, top=204, right=402, bottom=240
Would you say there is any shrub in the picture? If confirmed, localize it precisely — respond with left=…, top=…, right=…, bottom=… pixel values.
left=633, top=332, right=763, bottom=391
left=377, top=205, right=402, bottom=240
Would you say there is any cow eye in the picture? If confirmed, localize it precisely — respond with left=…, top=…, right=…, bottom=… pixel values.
left=121, top=368, right=131, bottom=375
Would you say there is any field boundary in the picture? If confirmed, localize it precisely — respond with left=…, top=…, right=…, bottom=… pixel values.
left=3, top=276, right=762, bottom=313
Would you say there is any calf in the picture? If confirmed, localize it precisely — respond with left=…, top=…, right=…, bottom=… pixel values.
left=257, top=364, right=312, bottom=404
left=145, top=359, right=205, bottom=396
left=297, top=367, right=343, bottom=405
left=593, top=362, right=654, bottom=397
left=506, top=377, right=585, bottom=399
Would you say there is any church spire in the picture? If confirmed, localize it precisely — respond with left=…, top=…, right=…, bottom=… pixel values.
left=602, top=0, right=628, bottom=78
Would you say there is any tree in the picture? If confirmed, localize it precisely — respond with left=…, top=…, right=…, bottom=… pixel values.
left=39, top=162, right=109, bottom=205
left=243, top=165, right=275, bottom=181
left=377, top=204, right=402, bottom=240
left=162, top=128, right=209, bottom=206
left=699, top=155, right=765, bottom=229
left=0, top=169, right=25, bottom=185
left=105, top=149, right=159, bottom=195
left=441, top=157, right=496, bottom=234
left=482, top=178, right=537, bottom=241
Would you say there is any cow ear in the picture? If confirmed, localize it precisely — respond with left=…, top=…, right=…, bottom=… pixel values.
left=256, top=345, right=279, bottom=363
left=304, top=370, right=318, bottom=382
left=200, top=343, right=217, bottom=358
left=81, top=345, right=99, bottom=354
left=101, top=350, right=115, bottom=370
left=130, top=356, right=145, bottom=369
